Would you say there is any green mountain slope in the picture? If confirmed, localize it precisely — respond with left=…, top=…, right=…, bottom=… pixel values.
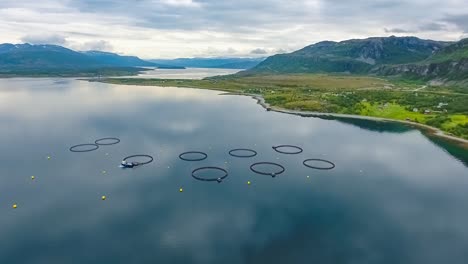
left=249, top=36, right=448, bottom=74
left=0, top=43, right=182, bottom=71
left=82, top=51, right=156, bottom=67
left=425, top=38, right=468, bottom=63
left=83, top=51, right=183, bottom=68
left=373, top=38, right=468, bottom=81
left=0, top=44, right=99, bottom=69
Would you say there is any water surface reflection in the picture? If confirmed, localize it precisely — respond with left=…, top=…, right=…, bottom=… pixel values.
left=0, top=78, right=467, bottom=264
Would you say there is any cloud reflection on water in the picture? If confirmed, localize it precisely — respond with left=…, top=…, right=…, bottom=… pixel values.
left=0, top=77, right=467, bottom=264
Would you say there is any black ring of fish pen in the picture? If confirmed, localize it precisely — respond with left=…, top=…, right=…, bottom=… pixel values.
left=95, top=137, right=120, bottom=146
left=69, top=144, right=99, bottom=152
left=123, top=154, right=154, bottom=166
left=228, top=148, right=257, bottom=158
left=192, top=167, right=228, bottom=183
left=303, top=159, right=335, bottom=170
left=179, top=151, right=208, bottom=161
left=250, top=162, right=285, bottom=177
left=272, top=145, right=303, bottom=155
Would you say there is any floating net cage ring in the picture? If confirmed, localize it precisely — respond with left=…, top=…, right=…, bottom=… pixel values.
left=123, top=154, right=154, bottom=166
left=250, top=162, right=285, bottom=177
left=272, top=145, right=303, bottom=155
left=303, top=159, right=335, bottom=170
left=228, top=148, right=258, bottom=158
left=179, top=151, right=208, bottom=161
left=69, top=144, right=99, bottom=152
left=95, top=137, right=121, bottom=146
left=192, top=167, right=229, bottom=183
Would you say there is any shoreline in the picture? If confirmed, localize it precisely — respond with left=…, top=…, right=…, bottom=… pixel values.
left=93, top=79, right=468, bottom=148
left=227, top=92, right=468, bottom=148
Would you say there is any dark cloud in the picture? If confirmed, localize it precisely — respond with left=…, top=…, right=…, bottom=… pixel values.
left=384, top=22, right=448, bottom=34
left=445, top=14, right=468, bottom=33
left=63, top=31, right=103, bottom=38
left=0, top=0, right=466, bottom=57
left=384, top=28, right=413, bottom=33
left=75, top=40, right=113, bottom=51
left=419, top=22, right=447, bottom=31
left=275, top=48, right=288, bottom=54
left=250, top=48, right=267, bottom=55
left=65, top=0, right=315, bottom=32
left=21, top=34, right=67, bottom=45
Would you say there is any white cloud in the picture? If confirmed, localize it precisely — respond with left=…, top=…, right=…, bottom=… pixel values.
left=21, top=34, right=67, bottom=45
left=250, top=48, right=268, bottom=55
left=160, top=0, right=201, bottom=7
left=0, top=0, right=467, bottom=58
left=71, top=40, right=114, bottom=51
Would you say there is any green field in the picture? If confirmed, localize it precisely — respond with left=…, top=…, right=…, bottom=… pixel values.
left=98, top=74, right=468, bottom=140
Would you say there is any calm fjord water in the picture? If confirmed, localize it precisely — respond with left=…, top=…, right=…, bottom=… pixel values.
left=0, top=77, right=467, bottom=264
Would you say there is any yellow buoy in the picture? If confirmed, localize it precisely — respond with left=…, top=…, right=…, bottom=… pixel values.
left=307, top=175, right=310, bottom=179
left=102, top=170, right=106, bottom=174
left=47, top=156, right=51, bottom=160
left=101, top=196, right=106, bottom=200
left=179, top=188, right=183, bottom=192
left=13, top=204, right=17, bottom=209
left=247, top=181, right=251, bottom=185
left=31, top=176, right=35, bottom=180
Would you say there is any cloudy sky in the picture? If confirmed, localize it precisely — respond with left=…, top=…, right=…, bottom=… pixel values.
left=0, top=0, right=467, bottom=58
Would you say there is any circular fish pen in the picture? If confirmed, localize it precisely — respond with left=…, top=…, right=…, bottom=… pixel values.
left=228, top=148, right=257, bottom=158
left=303, top=159, right=335, bottom=170
left=122, top=155, right=154, bottom=167
left=250, top=162, right=285, bottom=177
left=95, top=137, right=120, bottom=146
left=69, top=144, right=99, bottom=153
left=179, top=151, right=208, bottom=161
left=272, top=145, right=303, bottom=155
left=192, top=167, right=228, bottom=183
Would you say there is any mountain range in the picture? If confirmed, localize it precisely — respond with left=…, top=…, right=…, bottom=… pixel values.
left=372, top=38, right=468, bottom=81
left=0, top=43, right=263, bottom=75
left=0, top=43, right=183, bottom=72
left=1, top=36, right=467, bottom=81
left=246, top=36, right=468, bottom=83
left=149, top=57, right=265, bottom=69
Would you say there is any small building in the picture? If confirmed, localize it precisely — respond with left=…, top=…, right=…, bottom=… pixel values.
left=413, top=108, right=419, bottom=112
left=437, top=102, right=448, bottom=109
left=424, top=109, right=431, bottom=114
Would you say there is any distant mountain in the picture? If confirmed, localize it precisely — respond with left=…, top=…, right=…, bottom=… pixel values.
left=248, top=36, right=449, bottom=74
left=0, top=43, right=183, bottom=73
left=425, top=38, right=468, bottom=63
left=0, top=43, right=100, bottom=69
left=373, top=38, right=468, bottom=81
left=81, top=50, right=156, bottom=67
left=149, top=57, right=265, bottom=69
